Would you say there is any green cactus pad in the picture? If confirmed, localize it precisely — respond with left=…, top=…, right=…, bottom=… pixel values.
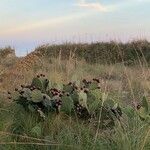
left=61, top=95, right=74, bottom=115
left=22, top=88, right=32, bottom=101
left=87, top=89, right=102, bottom=113
left=54, top=83, right=63, bottom=90
left=63, top=84, right=73, bottom=93
left=31, top=89, right=43, bottom=103
left=88, top=89, right=101, bottom=102
left=89, top=82, right=99, bottom=90
left=78, top=90, right=88, bottom=110
left=32, top=77, right=43, bottom=90
left=42, top=94, right=52, bottom=109
left=71, top=90, right=79, bottom=104
left=40, top=78, right=49, bottom=92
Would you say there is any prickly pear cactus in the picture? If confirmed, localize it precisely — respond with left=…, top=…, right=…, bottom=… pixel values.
left=87, top=89, right=102, bottom=112
left=61, top=95, right=74, bottom=115
left=32, top=77, right=43, bottom=90
left=11, top=76, right=149, bottom=128
left=78, top=90, right=88, bottom=109
left=63, top=83, right=74, bottom=93
left=31, top=89, right=43, bottom=103
left=40, top=78, right=49, bottom=92
left=71, top=90, right=79, bottom=104
left=82, top=78, right=100, bottom=90
left=21, top=88, right=32, bottom=101
left=88, top=82, right=100, bottom=90
left=32, top=75, right=49, bottom=92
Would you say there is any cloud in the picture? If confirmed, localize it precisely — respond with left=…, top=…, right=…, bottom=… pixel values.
left=76, top=0, right=150, bottom=12
left=0, top=13, right=88, bottom=36
left=76, top=0, right=114, bottom=12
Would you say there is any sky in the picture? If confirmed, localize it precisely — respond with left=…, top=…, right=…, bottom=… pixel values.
left=0, top=0, right=150, bottom=56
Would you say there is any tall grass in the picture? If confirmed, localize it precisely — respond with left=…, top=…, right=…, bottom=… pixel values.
left=0, top=41, right=150, bottom=150
left=35, top=40, right=150, bottom=65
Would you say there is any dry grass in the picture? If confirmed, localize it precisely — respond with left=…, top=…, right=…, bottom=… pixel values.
left=0, top=49, right=150, bottom=99
left=0, top=44, right=150, bottom=150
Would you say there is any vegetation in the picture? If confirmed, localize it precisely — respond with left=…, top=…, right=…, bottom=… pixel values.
left=0, top=41, right=150, bottom=150
left=9, top=75, right=123, bottom=127
left=0, top=47, right=18, bottom=68
left=36, top=40, right=150, bottom=65
left=0, top=47, right=16, bottom=60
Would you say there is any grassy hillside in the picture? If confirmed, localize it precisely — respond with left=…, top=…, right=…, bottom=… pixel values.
left=0, top=41, right=150, bottom=150
left=35, top=40, right=150, bottom=65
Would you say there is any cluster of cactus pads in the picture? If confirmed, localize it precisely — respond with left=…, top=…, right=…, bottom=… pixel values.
left=8, top=75, right=150, bottom=128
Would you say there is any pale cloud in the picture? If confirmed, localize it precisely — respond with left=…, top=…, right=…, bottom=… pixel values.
left=76, top=0, right=115, bottom=12
left=76, top=0, right=149, bottom=12
left=0, top=13, right=88, bottom=36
